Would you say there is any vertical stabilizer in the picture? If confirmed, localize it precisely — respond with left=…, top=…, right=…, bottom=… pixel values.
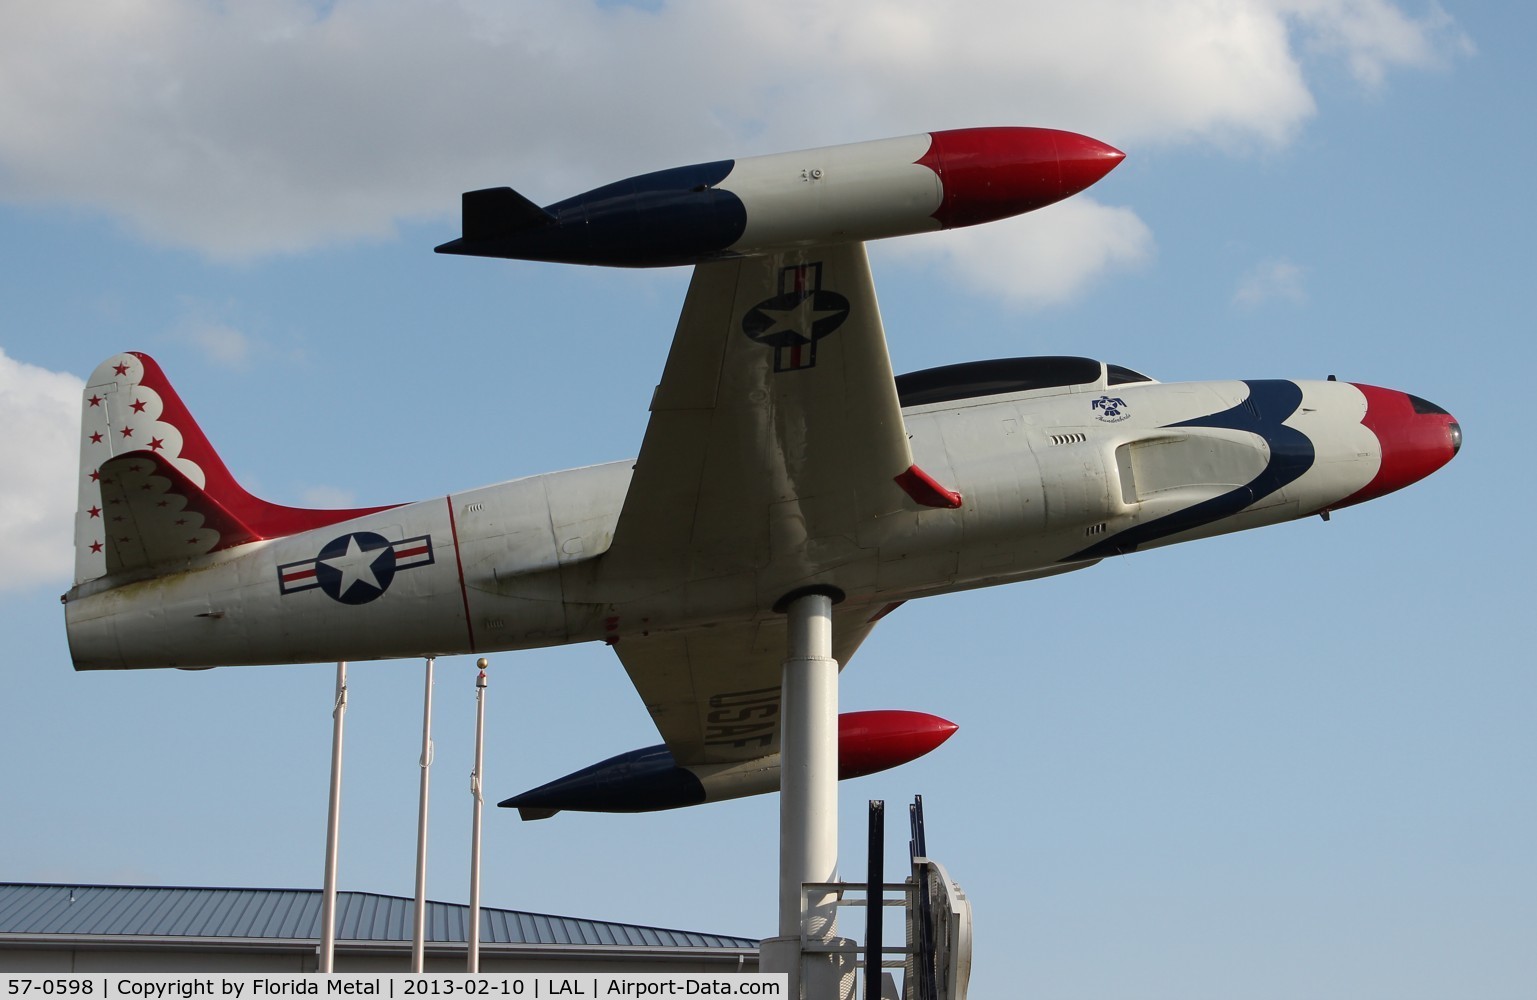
left=74, top=352, right=399, bottom=584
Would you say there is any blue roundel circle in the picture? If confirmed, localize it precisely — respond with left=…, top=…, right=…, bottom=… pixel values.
left=314, top=532, right=397, bottom=605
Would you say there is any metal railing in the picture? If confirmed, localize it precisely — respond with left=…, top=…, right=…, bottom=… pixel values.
left=789, top=797, right=970, bottom=1000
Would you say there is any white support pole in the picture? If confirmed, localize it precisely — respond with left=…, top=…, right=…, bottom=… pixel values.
left=761, top=591, right=844, bottom=997
left=467, top=658, right=489, bottom=973
left=319, top=662, right=347, bottom=973
left=411, top=657, right=435, bottom=973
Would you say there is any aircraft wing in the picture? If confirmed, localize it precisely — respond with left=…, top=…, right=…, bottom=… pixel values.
left=603, top=241, right=950, bottom=602
left=600, top=240, right=944, bottom=764
left=610, top=601, right=896, bottom=765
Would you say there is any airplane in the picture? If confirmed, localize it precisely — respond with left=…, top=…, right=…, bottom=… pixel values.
left=62, top=127, right=1461, bottom=819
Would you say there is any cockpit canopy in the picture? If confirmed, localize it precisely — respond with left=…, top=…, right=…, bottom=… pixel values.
left=895, top=356, right=1154, bottom=408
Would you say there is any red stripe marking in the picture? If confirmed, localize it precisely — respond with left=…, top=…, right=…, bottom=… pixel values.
left=446, top=496, right=476, bottom=652
left=282, top=568, right=317, bottom=583
left=394, top=544, right=429, bottom=559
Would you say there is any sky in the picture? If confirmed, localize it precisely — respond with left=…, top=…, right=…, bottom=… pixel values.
left=1, top=1, right=1533, bottom=996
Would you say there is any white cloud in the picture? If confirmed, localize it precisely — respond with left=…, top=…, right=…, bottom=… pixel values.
left=1280, top=0, right=1475, bottom=87
left=1234, top=257, right=1309, bottom=306
left=879, top=198, right=1155, bottom=307
left=0, top=0, right=1470, bottom=294
left=0, top=349, right=84, bottom=592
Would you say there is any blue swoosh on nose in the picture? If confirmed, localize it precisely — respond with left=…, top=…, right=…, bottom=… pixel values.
left=1067, top=380, right=1316, bottom=560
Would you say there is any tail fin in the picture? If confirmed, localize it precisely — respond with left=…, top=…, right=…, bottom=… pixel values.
left=74, top=352, right=399, bottom=584
left=433, top=187, right=558, bottom=256
left=461, top=186, right=556, bottom=240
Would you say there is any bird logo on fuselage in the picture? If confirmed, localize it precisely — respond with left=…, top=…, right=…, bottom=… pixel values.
left=1092, top=395, right=1130, bottom=422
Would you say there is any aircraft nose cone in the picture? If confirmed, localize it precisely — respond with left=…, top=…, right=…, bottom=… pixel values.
left=1341, top=384, right=1461, bottom=506
left=924, top=127, right=1125, bottom=228
left=1053, top=131, right=1127, bottom=199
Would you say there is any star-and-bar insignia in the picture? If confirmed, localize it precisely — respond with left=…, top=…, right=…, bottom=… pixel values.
left=277, top=532, right=434, bottom=605
left=740, top=261, right=851, bottom=373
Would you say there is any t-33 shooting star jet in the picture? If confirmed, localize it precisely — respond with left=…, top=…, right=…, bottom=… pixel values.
left=64, top=128, right=1460, bottom=816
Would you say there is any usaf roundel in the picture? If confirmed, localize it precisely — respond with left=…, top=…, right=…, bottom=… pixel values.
left=277, top=532, right=435, bottom=604
left=741, top=261, right=850, bottom=373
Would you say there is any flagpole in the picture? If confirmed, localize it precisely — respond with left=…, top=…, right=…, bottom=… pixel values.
left=467, top=658, right=489, bottom=972
left=411, top=656, right=435, bottom=973
left=319, top=661, right=347, bottom=973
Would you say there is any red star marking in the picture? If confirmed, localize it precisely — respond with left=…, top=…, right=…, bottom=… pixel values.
left=90, top=541, right=103, bottom=553
left=120, top=426, right=134, bottom=439
left=175, top=518, right=187, bottom=525
left=156, top=500, right=170, bottom=508
left=117, top=535, right=131, bottom=542
left=140, top=483, right=153, bottom=491
left=113, top=362, right=130, bottom=376
left=112, top=515, right=125, bottom=523
left=148, top=437, right=165, bottom=451
left=186, top=537, right=199, bottom=545
left=128, top=464, right=141, bottom=472
left=87, top=506, right=101, bottom=518
left=131, top=399, right=147, bottom=413
left=88, top=395, right=103, bottom=407
left=89, top=431, right=103, bottom=443
left=89, top=470, right=101, bottom=482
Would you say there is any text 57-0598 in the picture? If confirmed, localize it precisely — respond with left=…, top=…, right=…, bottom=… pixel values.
left=8, top=981, right=96, bottom=995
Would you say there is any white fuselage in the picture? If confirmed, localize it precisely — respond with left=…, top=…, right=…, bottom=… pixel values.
left=64, top=376, right=1378, bottom=670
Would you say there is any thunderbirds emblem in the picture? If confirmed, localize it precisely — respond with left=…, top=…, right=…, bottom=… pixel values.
left=278, top=531, right=434, bottom=604
left=1092, top=395, right=1130, bottom=422
left=741, top=262, right=850, bottom=372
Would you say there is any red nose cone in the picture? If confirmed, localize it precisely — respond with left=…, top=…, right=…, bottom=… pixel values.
left=921, top=127, right=1125, bottom=230
left=838, top=710, right=959, bottom=780
left=1339, top=383, right=1461, bottom=508
left=1053, top=129, right=1128, bottom=200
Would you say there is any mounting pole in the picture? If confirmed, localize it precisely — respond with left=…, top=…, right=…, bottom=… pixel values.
left=319, top=661, right=347, bottom=973
left=865, top=799, right=884, bottom=1000
left=761, top=589, right=844, bottom=997
left=467, top=658, right=489, bottom=972
left=411, top=656, right=435, bottom=973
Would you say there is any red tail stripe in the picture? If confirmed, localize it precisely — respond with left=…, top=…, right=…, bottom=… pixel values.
left=127, top=352, right=401, bottom=538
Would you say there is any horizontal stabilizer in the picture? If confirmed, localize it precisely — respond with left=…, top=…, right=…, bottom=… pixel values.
left=460, top=186, right=556, bottom=242
left=96, top=452, right=262, bottom=574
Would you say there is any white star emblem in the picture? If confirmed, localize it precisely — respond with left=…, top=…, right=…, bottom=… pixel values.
left=321, top=535, right=385, bottom=595
left=756, top=294, right=845, bottom=341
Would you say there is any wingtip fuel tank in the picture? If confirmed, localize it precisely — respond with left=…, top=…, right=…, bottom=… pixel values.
left=435, top=127, right=1124, bottom=267
left=501, top=710, right=959, bottom=819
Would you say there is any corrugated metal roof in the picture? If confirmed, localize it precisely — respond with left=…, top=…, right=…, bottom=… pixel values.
left=0, top=884, right=755, bottom=950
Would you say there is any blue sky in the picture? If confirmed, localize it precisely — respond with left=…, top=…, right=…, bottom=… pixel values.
left=1, top=2, right=1532, bottom=997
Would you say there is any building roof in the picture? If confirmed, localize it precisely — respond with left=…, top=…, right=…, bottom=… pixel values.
left=0, top=883, right=756, bottom=951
